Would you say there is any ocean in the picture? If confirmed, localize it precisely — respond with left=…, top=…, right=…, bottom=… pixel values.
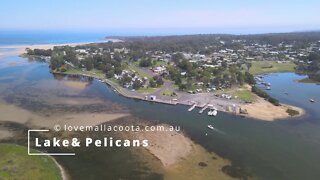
left=0, top=30, right=107, bottom=45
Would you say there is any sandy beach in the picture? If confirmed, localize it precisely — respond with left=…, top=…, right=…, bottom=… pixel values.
left=125, top=122, right=233, bottom=179
left=242, top=97, right=305, bottom=121
left=132, top=124, right=193, bottom=167
left=0, top=42, right=94, bottom=58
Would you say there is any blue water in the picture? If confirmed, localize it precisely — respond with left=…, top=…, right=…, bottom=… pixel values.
left=258, top=73, right=320, bottom=118
left=0, top=30, right=106, bottom=45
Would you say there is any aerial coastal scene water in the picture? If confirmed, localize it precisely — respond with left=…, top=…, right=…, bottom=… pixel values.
left=1, top=1, right=320, bottom=180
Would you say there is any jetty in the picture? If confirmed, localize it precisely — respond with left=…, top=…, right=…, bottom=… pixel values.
left=188, top=103, right=197, bottom=112
left=199, top=104, right=209, bottom=113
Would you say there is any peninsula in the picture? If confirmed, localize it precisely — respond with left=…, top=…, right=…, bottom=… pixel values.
left=20, top=32, right=320, bottom=121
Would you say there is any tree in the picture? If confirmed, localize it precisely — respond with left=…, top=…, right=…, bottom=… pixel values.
left=155, top=76, right=164, bottom=86
left=132, top=79, right=143, bottom=89
left=236, top=72, right=245, bottom=85
left=50, top=54, right=64, bottom=70
left=178, top=83, right=187, bottom=90
left=106, top=69, right=115, bottom=78
left=244, top=72, right=256, bottom=85
left=84, top=57, right=94, bottom=71
left=149, top=79, right=157, bottom=88
left=171, top=53, right=184, bottom=63
left=65, top=50, right=78, bottom=67
left=139, top=58, right=153, bottom=67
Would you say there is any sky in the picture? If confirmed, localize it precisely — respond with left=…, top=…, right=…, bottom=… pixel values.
left=1, top=0, right=320, bottom=35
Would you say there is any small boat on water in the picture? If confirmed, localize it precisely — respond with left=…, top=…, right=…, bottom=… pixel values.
left=207, top=125, right=214, bottom=130
left=310, top=99, right=315, bottom=103
left=266, top=86, right=271, bottom=90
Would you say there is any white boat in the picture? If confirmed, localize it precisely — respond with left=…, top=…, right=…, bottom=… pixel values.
left=266, top=86, right=271, bottom=90
left=207, top=125, right=214, bottom=130
left=207, top=107, right=218, bottom=116
left=310, top=99, right=315, bottom=103
left=212, top=108, right=218, bottom=116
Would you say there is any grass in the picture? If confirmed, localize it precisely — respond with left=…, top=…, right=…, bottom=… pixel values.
left=161, top=89, right=176, bottom=96
left=127, top=64, right=152, bottom=79
left=233, top=90, right=256, bottom=101
left=217, top=86, right=256, bottom=102
left=153, top=60, right=167, bottom=66
left=0, top=144, right=62, bottom=180
left=62, top=68, right=105, bottom=79
left=137, top=87, right=158, bottom=94
left=249, top=61, right=296, bottom=75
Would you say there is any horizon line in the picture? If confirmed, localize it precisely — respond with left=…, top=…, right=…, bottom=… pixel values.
left=1, top=28, right=320, bottom=37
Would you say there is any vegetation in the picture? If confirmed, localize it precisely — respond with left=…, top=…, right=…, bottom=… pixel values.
left=149, top=76, right=164, bottom=88
left=286, top=108, right=300, bottom=116
left=0, top=144, right=62, bottom=180
left=296, top=52, right=320, bottom=82
left=249, top=61, right=296, bottom=75
left=252, top=86, right=280, bottom=106
left=137, top=87, right=158, bottom=93
left=27, top=32, right=320, bottom=98
left=26, top=48, right=52, bottom=56
left=127, top=64, right=152, bottom=79
left=161, top=89, right=176, bottom=96
left=139, top=58, right=153, bottom=67
left=298, top=77, right=320, bottom=84
left=221, top=165, right=251, bottom=180
left=233, top=89, right=256, bottom=102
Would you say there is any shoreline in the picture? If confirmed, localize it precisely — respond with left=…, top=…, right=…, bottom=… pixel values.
left=51, top=156, right=69, bottom=180
left=53, top=71, right=305, bottom=121
left=1, top=42, right=306, bottom=122
left=0, top=41, right=107, bottom=58
left=242, top=96, right=305, bottom=121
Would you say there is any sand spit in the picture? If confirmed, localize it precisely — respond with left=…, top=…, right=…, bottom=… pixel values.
left=0, top=42, right=93, bottom=58
left=126, top=122, right=233, bottom=179
left=242, top=97, right=305, bottom=121
left=132, top=124, right=193, bottom=167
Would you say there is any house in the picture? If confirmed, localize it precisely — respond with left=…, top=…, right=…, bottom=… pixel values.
left=152, top=66, right=166, bottom=74
left=181, top=72, right=187, bottom=76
